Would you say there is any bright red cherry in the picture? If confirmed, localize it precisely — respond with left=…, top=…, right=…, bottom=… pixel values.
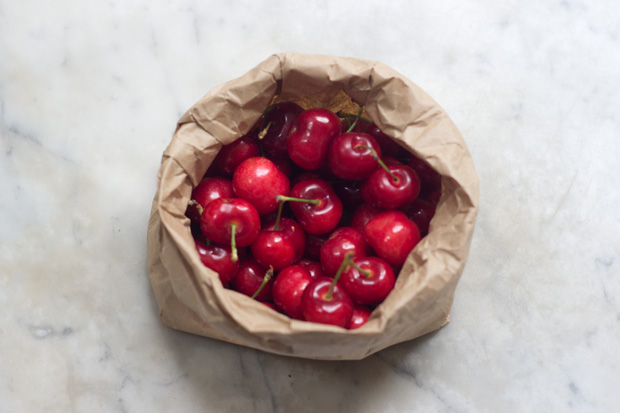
left=361, top=164, right=421, bottom=209
left=295, top=258, right=326, bottom=279
left=272, top=265, right=314, bottom=319
left=250, top=217, right=305, bottom=271
left=232, top=157, right=290, bottom=215
left=328, top=132, right=381, bottom=180
left=258, top=102, right=304, bottom=157
left=186, top=177, right=234, bottom=223
left=301, top=277, right=353, bottom=328
left=364, top=211, right=421, bottom=267
left=208, top=136, right=260, bottom=176
left=200, top=198, right=260, bottom=262
left=320, top=227, right=369, bottom=277
left=287, top=108, right=341, bottom=170
left=339, top=256, right=395, bottom=306
left=347, top=305, right=372, bottom=330
left=230, top=257, right=274, bottom=302
left=280, top=179, right=343, bottom=236
left=194, top=239, right=239, bottom=286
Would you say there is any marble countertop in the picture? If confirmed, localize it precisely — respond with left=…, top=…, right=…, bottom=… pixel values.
left=2, top=1, right=619, bottom=412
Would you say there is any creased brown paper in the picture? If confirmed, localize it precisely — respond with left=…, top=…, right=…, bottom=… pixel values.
left=146, top=53, right=479, bottom=360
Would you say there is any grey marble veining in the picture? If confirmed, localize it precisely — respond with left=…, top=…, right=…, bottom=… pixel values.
left=1, top=1, right=619, bottom=412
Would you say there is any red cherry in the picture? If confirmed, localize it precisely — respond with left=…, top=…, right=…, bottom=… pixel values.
left=364, top=211, right=421, bottom=267
left=200, top=198, right=260, bottom=262
left=232, top=157, right=290, bottom=215
left=333, top=180, right=363, bottom=209
left=258, top=102, right=304, bottom=157
left=320, top=228, right=369, bottom=277
left=272, top=265, right=314, bottom=319
left=287, top=108, right=341, bottom=170
left=194, top=239, right=239, bottom=286
left=400, top=198, right=437, bottom=236
left=365, top=123, right=410, bottom=159
left=230, top=257, right=274, bottom=302
left=361, top=165, right=421, bottom=209
left=295, top=258, right=326, bottom=279
left=350, top=204, right=382, bottom=233
left=301, top=277, right=353, bottom=327
left=409, top=156, right=442, bottom=195
left=186, top=177, right=234, bottom=223
left=250, top=217, right=305, bottom=272
left=328, top=132, right=381, bottom=180
left=282, top=179, right=343, bottom=236
left=347, top=305, right=372, bottom=330
left=208, top=136, right=260, bottom=176
left=339, top=256, right=395, bottom=306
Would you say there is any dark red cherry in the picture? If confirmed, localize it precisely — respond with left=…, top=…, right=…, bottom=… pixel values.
left=258, top=102, right=304, bottom=157
left=287, top=108, right=341, bottom=170
left=194, top=239, right=239, bottom=286
left=208, top=136, right=260, bottom=177
left=230, top=257, right=274, bottom=302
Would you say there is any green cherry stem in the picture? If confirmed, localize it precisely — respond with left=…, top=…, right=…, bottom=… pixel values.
left=346, top=105, right=364, bottom=133
left=230, top=223, right=238, bottom=263
left=326, top=252, right=354, bottom=300
left=275, top=195, right=320, bottom=206
left=258, top=121, right=273, bottom=140
left=357, top=145, right=399, bottom=183
left=273, top=198, right=285, bottom=231
left=188, top=199, right=204, bottom=216
left=251, top=266, right=274, bottom=299
left=337, top=111, right=372, bottom=124
left=350, top=260, right=371, bottom=278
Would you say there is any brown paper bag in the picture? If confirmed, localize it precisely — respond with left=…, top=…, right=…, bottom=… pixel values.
left=146, top=53, right=479, bottom=360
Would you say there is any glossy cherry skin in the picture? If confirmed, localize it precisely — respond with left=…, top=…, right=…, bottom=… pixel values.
left=320, top=228, right=370, bottom=277
left=264, top=217, right=306, bottom=260
left=350, top=204, right=382, bottom=233
left=287, top=108, right=341, bottom=170
left=364, top=211, right=421, bottom=267
left=230, top=257, right=274, bottom=302
left=339, top=256, right=395, bottom=306
left=209, top=136, right=260, bottom=177
left=259, top=102, right=304, bottom=157
left=200, top=198, right=260, bottom=247
left=409, top=156, right=441, bottom=195
left=194, top=239, right=239, bottom=286
left=295, top=258, right=326, bottom=279
left=400, top=198, right=437, bottom=236
left=328, top=132, right=381, bottom=180
left=186, top=177, right=235, bottom=223
left=301, top=277, right=353, bottom=327
left=272, top=265, right=314, bottom=320
left=232, top=157, right=290, bottom=215
left=289, top=179, right=343, bottom=236
left=250, top=217, right=305, bottom=271
left=361, top=165, right=421, bottom=209
left=347, top=305, right=372, bottom=330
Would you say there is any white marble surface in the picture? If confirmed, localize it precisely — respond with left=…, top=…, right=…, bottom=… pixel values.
left=1, top=1, right=619, bottom=411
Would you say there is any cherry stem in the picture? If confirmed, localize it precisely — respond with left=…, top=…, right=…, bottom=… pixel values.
left=350, top=261, right=371, bottom=278
left=251, top=266, right=274, bottom=299
left=275, top=195, right=320, bottom=206
left=326, top=252, right=354, bottom=300
left=258, top=121, right=272, bottom=140
left=346, top=105, right=364, bottom=133
left=337, top=111, right=372, bottom=124
left=273, top=198, right=285, bottom=231
left=230, top=223, right=238, bottom=263
left=357, top=145, right=399, bottom=183
left=188, top=199, right=204, bottom=216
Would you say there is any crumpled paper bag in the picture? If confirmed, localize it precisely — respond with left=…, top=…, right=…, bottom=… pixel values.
left=147, top=53, right=479, bottom=360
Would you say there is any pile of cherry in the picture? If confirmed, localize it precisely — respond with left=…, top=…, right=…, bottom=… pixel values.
left=185, top=102, right=441, bottom=329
